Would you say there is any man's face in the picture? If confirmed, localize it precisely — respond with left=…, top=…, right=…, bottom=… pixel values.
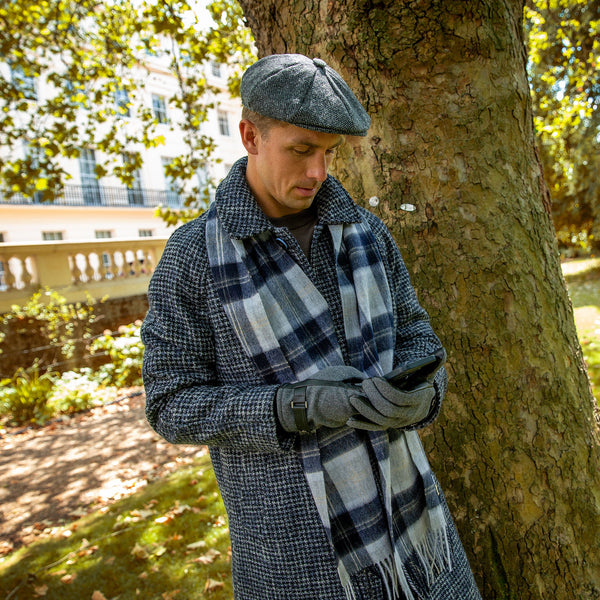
left=244, top=122, right=343, bottom=219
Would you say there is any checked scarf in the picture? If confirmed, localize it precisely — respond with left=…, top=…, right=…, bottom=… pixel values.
left=206, top=200, right=451, bottom=600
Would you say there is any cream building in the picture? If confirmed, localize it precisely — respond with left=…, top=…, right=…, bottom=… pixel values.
left=0, top=55, right=245, bottom=244
left=0, top=52, right=246, bottom=310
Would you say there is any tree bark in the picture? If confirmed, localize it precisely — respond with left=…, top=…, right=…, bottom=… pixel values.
left=237, top=0, right=600, bottom=598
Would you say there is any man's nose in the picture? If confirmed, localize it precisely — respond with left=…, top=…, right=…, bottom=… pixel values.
left=306, top=153, right=329, bottom=182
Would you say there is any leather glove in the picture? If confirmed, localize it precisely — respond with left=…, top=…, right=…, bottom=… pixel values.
left=276, top=366, right=366, bottom=433
left=348, top=377, right=436, bottom=431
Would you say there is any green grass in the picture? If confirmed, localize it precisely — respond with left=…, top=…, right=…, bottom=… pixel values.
left=562, top=257, right=600, bottom=402
left=0, top=453, right=234, bottom=600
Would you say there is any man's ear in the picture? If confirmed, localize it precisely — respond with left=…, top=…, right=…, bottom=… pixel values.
left=239, top=119, right=260, bottom=155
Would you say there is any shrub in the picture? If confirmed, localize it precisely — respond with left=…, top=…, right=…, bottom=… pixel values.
left=47, top=369, right=118, bottom=415
left=90, top=322, right=144, bottom=388
left=0, top=361, right=57, bottom=426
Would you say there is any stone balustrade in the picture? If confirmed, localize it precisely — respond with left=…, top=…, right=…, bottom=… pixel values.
left=0, top=237, right=168, bottom=312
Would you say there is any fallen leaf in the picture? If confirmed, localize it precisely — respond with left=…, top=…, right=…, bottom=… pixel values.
left=204, top=578, right=225, bottom=594
left=213, top=515, right=226, bottom=528
left=161, top=591, right=181, bottom=599
left=193, top=548, right=221, bottom=564
left=78, top=545, right=99, bottom=557
left=60, top=573, right=76, bottom=584
left=154, top=515, right=172, bottom=524
left=91, top=592, right=107, bottom=600
left=33, top=584, right=48, bottom=596
left=131, top=543, right=150, bottom=560
left=186, top=540, right=207, bottom=550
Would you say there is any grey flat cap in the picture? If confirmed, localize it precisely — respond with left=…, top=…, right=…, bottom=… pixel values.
left=241, top=54, right=371, bottom=136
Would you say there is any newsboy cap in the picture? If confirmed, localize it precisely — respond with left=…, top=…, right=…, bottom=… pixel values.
left=240, top=54, right=371, bottom=136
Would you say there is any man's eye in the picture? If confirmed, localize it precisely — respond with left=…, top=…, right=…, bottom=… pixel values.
left=293, top=147, right=311, bottom=155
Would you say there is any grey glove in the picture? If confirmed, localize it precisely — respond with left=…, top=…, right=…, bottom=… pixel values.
left=276, top=366, right=366, bottom=433
left=348, top=377, right=436, bottom=430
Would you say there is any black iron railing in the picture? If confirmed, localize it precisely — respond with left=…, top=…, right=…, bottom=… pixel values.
left=0, top=185, right=184, bottom=208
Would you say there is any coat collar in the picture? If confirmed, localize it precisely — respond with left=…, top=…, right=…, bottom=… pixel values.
left=214, top=157, right=362, bottom=239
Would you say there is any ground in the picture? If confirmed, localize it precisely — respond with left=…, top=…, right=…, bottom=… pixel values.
left=0, top=389, right=203, bottom=553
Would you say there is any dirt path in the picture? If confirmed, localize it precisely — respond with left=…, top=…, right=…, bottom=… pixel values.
left=0, top=390, right=203, bottom=552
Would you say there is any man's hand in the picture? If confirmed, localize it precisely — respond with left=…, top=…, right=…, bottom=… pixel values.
left=276, top=366, right=366, bottom=432
left=348, top=377, right=435, bottom=431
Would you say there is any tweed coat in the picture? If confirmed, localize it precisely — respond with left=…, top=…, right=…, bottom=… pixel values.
left=141, top=158, right=481, bottom=600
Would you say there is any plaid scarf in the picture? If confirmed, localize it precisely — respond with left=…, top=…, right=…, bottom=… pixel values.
left=206, top=196, right=450, bottom=600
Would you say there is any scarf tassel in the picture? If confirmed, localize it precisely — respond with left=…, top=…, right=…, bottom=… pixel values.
left=393, top=525, right=453, bottom=599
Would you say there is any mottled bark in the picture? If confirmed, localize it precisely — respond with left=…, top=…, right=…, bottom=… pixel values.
left=238, top=0, right=600, bottom=598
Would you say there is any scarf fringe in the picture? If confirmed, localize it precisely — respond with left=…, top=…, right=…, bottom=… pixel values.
left=341, top=533, right=452, bottom=600
left=393, top=525, right=453, bottom=598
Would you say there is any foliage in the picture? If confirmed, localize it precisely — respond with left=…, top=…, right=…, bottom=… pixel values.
left=0, top=287, right=99, bottom=366
left=0, top=454, right=233, bottom=600
left=0, top=288, right=142, bottom=425
left=0, top=363, right=118, bottom=426
left=0, top=0, right=255, bottom=225
left=0, top=361, right=56, bottom=425
left=525, top=0, right=600, bottom=251
left=90, top=323, right=144, bottom=388
left=47, top=369, right=118, bottom=415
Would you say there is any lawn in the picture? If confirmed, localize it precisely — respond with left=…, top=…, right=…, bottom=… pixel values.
left=562, top=257, right=600, bottom=402
left=1, top=258, right=598, bottom=600
left=0, top=452, right=234, bottom=600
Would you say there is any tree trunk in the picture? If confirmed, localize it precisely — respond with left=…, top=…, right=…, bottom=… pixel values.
left=237, top=0, right=600, bottom=598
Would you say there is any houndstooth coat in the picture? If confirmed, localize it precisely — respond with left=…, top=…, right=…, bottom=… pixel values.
left=141, top=158, right=481, bottom=600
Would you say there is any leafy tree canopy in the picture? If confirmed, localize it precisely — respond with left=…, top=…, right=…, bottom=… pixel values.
left=0, top=0, right=255, bottom=225
left=525, top=0, right=600, bottom=251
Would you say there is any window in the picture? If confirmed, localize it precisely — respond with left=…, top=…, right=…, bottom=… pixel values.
left=139, top=229, right=154, bottom=237
left=210, top=61, right=222, bottom=78
left=95, top=230, right=112, bottom=239
left=162, top=157, right=180, bottom=207
left=218, top=111, right=230, bottom=137
left=0, top=233, right=5, bottom=243
left=23, top=142, right=44, bottom=203
left=123, top=153, right=145, bottom=205
left=152, top=94, right=168, bottom=124
left=115, top=87, right=130, bottom=117
left=42, top=231, right=63, bottom=241
left=11, top=65, right=37, bottom=101
left=79, top=149, right=102, bottom=205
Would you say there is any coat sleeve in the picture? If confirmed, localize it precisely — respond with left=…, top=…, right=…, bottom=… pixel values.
left=141, top=221, right=292, bottom=454
left=363, top=210, right=448, bottom=429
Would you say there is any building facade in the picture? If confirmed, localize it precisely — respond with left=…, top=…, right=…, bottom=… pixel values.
left=0, top=54, right=245, bottom=245
left=0, top=51, right=246, bottom=309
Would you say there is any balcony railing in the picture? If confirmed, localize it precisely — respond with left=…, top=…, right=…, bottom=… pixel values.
left=0, top=184, right=184, bottom=209
left=0, top=237, right=168, bottom=311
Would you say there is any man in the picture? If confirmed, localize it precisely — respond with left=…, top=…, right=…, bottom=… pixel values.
left=142, top=54, right=481, bottom=600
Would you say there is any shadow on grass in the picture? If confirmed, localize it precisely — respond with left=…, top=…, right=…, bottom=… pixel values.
left=0, top=454, right=234, bottom=600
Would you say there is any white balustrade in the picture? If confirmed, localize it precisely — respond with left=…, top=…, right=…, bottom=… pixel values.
left=0, top=238, right=167, bottom=311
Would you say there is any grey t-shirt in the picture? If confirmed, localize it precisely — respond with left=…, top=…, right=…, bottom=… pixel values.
left=269, top=203, right=319, bottom=259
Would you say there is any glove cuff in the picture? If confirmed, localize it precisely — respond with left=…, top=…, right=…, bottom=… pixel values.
left=276, top=385, right=312, bottom=433
left=290, top=386, right=310, bottom=432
